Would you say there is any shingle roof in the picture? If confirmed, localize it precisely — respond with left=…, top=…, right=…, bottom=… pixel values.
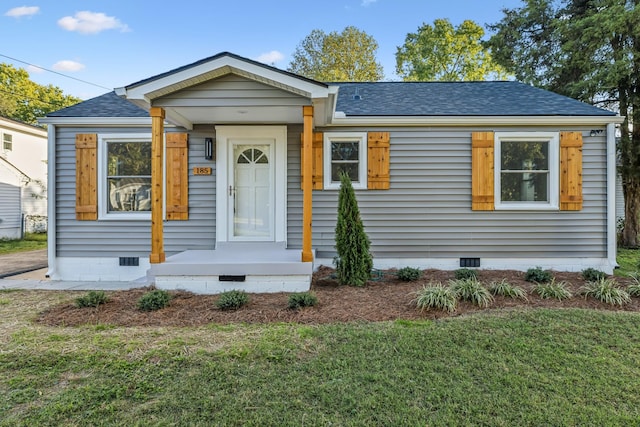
left=333, top=81, right=616, bottom=116
left=47, top=79, right=616, bottom=119
left=46, top=91, right=148, bottom=118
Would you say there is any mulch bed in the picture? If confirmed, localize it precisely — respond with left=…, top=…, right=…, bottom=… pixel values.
left=37, top=267, right=640, bottom=327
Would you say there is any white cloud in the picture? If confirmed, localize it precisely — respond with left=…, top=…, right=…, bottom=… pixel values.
left=26, top=65, right=45, bottom=74
left=255, top=50, right=285, bottom=65
left=361, top=0, right=377, bottom=6
left=57, top=11, right=130, bottom=34
left=52, top=60, right=85, bottom=72
left=5, top=6, right=39, bottom=17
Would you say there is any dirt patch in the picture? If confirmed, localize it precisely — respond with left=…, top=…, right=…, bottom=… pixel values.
left=37, top=267, right=640, bottom=327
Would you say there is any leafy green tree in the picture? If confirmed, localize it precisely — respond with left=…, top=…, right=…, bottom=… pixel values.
left=334, top=172, right=373, bottom=286
left=395, top=19, right=509, bottom=81
left=288, top=26, right=384, bottom=81
left=487, top=0, right=640, bottom=247
left=0, top=63, right=81, bottom=125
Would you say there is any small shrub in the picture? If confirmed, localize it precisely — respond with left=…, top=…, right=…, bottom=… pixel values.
left=414, top=282, right=457, bottom=313
left=628, top=273, right=640, bottom=297
left=581, top=278, right=631, bottom=306
left=216, top=290, right=249, bottom=311
left=525, top=266, right=553, bottom=284
left=75, top=291, right=109, bottom=308
left=581, top=268, right=607, bottom=282
left=137, top=289, right=171, bottom=311
left=288, top=292, right=318, bottom=309
left=397, top=267, right=423, bottom=282
left=534, top=279, right=572, bottom=300
left=454, top=268, right=477, bottom=280
left=450, top=278, right=493, bottom=308
left=488, top=279, right=528, bottom=300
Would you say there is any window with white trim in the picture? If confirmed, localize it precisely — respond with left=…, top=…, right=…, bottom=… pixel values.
left=2, top=133, right=12, bottom=152
left=99, top=134, right=152, bottom=219
left=323, top=132, right=367, bottom=189
left=495, top=132, right=559, bottom=210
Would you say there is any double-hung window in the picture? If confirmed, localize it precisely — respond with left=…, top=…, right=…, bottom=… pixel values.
left=323, top=132, right=367, bottom=189
left=2, top=133, right=12, bottom=152
left=99, top=134, right=152, bottom=218
left=494, top=132, right=559, bottom=210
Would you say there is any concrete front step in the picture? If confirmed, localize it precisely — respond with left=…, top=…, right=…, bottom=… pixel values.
left=148, top=245, right=313, bottom=294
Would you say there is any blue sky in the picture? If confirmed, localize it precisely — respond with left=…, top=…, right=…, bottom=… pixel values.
left=2, top=0, right=523, bottom=100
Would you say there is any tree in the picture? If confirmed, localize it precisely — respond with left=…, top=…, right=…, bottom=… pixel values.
left=288, top=26, right=384, bottom=81
left=486, top=0, right=640, bottom=247
left=395, top=19, right=509, bottom=81
left=334, top=172, right=373, bottom=286
left=0, top=63, right=81, bottom=125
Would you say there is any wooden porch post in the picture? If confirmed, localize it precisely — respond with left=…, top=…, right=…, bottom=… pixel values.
left=150, top=107, right=165, bottom=264
left=302, top=105, right=314, bottom=262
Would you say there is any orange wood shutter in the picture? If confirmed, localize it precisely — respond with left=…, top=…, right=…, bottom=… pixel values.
left=166, top=133, right=189, bottom=220
left=300, top=132, right=323, bottom=190
left=368, top=132, right=390, bottom=189
left=471, top=131, right=495, bottom=211
left=75, top=133, right=98, bottom=220
left=560, top=131, right=583, bottom=211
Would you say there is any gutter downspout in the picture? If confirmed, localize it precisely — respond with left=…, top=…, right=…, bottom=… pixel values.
left=46, top=124, right=57, bottom=279
left=607, top=122, right=618, bottom=270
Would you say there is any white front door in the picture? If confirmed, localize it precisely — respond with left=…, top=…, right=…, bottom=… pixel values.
left=230, top=142, right=274, bottom=240
left=215, top=126, right=287, bottom=244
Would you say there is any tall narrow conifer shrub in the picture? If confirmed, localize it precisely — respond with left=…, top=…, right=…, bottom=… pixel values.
left=334, top=172, right=373, bottom=286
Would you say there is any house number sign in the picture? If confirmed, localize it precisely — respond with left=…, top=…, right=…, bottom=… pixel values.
left=193, top=167, right=212, bottom=175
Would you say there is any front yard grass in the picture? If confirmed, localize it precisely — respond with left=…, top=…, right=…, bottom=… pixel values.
left=0, top=233, right=47, bottom=255
left=1, top=290, right=640, bottom=426
left=616, top=247, right=640, bottom=277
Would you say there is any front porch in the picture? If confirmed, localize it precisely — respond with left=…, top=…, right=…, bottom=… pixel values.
left=148, top=243, right=314, bottom=294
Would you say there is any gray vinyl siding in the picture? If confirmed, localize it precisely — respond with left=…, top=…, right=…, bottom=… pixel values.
left=0, top=181, right=21, bottom=235
left=155, top=75, right=308, bottom=108
left=55, top=125, right=216, bottom=257
left=287, top=126, right=608, bottom=260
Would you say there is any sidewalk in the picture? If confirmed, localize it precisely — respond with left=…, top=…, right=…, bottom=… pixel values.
left=0, top=249, right=146, bottom=291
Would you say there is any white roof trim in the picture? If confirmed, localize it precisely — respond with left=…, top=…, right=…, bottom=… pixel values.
left=38, top=117, right=155, bottom=126
left=329, top=114, right=625, bottom=126
left=117, top=55, right=332, bottom=103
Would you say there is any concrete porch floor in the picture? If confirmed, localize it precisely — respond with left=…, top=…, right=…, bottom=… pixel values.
left=148, top=243, right=313, bottom=294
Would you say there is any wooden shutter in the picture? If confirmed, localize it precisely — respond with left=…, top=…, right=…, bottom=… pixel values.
left=75, top=133, right=98, bottom=220
left=471, top=131, right=495, bottom=211
left=368, top=132, right=390, bottom=189
left=300, top=132, right=323, bottom=190
left=166, top=133, right=189, bottom=220
left=560, top=131, right=583, bottom=211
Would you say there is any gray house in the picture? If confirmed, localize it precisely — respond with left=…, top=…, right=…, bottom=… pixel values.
left=40, top=52, right=624, bottom=292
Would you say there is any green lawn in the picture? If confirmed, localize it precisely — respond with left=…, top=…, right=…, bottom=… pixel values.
left=1, top=290, right=640, bottom=426
left=0, top=233, right=47, bottom=255
left=616, top=247, right=640, bottom=277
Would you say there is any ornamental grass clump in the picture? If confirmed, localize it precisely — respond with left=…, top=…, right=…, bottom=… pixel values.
left=450, top=278, right=493, bottom=308
left=534, top=279, right=572, bottom=300
left=216, top=290, right=249, bottom=311
left=525, top=266, right=554, bottom=284
left=627, top=273, right=640, bottom=297
left=137, top=289, right=171, bottom=311
left=75, top=290, right=109, bottom=308
left=397, top=266, right=422, bottom=282
left=580, top=278, right=631, bottom=306
left=288, top=292, right=318, bottom=309
left=334, top=172, right=373, bottom=287
left=488, top=279, right=528, bottom=300
left=414, top=282, right=457, bottom=313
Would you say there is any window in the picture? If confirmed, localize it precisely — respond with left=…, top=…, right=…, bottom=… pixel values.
left=99, top=134, right=152, bottom=218
left=494, top=132, right=559, bottom=210
left=323, top=132, right=367, bottom=189
left=2, top=133, right=12, bottom=151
